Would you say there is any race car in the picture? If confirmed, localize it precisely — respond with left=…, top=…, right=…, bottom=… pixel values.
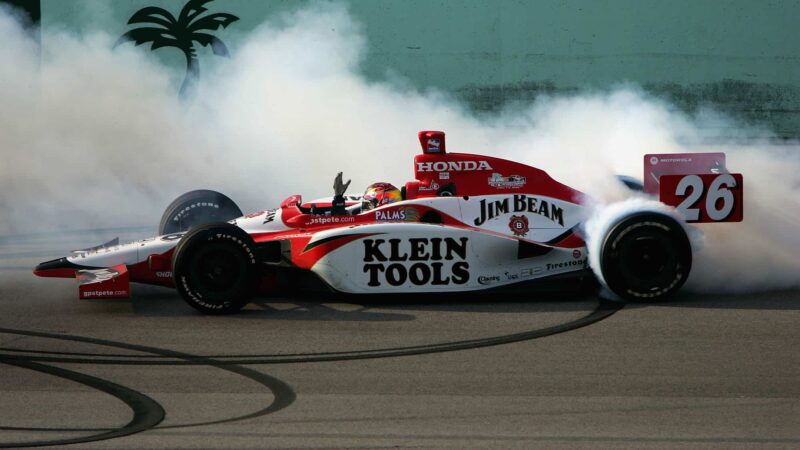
left=33, top=131, right=744, bottom=314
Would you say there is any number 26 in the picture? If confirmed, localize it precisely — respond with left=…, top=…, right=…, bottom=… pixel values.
left=674, top=174, right=737, bottom=221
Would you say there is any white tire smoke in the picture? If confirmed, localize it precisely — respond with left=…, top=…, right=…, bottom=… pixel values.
left=0, top=4, right=798, bottom=293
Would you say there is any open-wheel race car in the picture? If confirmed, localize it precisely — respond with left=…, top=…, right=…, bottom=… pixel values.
left=34, top=131, right=744, bottom=313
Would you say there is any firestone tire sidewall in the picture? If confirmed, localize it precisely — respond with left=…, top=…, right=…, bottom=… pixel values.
left=600, top=213, right=692, bottom=302
left=172, top=223, right=258, bottom=315
left=159, top=190, right=243, bottom=235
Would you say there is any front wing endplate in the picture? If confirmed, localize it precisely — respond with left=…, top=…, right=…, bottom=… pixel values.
left=77, top=264, right=130, bottom=299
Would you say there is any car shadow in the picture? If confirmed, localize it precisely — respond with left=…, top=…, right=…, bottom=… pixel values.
left=124, top=282, right=800, bottom=319
left=128, top=286, right=420, bottom=321
left=67, top=279, right=800, bottom=321
left=344, top=290, right=598, bottom=313
left=128, top=285, right=601, bottom=320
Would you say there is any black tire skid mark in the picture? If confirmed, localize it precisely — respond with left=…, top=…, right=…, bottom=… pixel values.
left=0, top=298, right=621, bottom=446
left=0, top=359, right=164, bottom=448
left=0, top=332, right=297, bottom=446
left=0, top=299, right=622, bottom=366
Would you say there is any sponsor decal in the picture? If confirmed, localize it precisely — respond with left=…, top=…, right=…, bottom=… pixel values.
left=173, top=202, right=220, bottom=222
left=650, top=156, right=659, bottom=165
left=478, top=275, right=500, bottom=285
left=156, top=271, right=173, bottom=278
left=508, top=215, right=530, bottom=237
left=573, top=249, right=582, bottom=259
left=83, top=290, right=128, bottom=298
left=210, top=232, right=256, bottom=264
left=416, top=160, right=493, bottom=172
left=308, top=215, right=356, bottom=225
left=479, top=266, right=544, bottom=285
left=375, top=207, right=419, bottom=222
left=439, top=172, right=450, bottom=180
left=656, top=157, right=692, bottom=163
left=474, top=195, right=565, bottom=227
left=263, top=209, right=277, bottom=224
left=362, top=237, right=470, bottom=287
left=427, top=138, right=441, bottom=153
left=521, top=266, right=544, bottom=277
left=419, top=181, right=440, bottom=192
left=246, top=210, right=265, bottom=218
left=488, top=173, right=527, bottom=189
left=546, top=258, right=587, bottom=271
left=503, top=268, right=537, bottom=281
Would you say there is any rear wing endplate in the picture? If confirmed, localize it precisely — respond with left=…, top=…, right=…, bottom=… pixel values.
left=645, top=153, right=743, bottom=223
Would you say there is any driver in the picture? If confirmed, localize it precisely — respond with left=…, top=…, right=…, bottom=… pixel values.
left=362, top=182, right=402, bottom=211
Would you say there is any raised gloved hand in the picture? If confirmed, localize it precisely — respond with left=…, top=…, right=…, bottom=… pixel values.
left=333, top=172, right=351, bottom=196
left=331, top=172, right=351, bottom=216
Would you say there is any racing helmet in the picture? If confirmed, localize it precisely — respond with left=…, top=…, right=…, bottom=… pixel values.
left=362, top=182, right=402, bottom=211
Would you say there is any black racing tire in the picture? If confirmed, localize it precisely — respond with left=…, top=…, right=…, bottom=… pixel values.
left=599, top=212, right=692, bottom=302
left=159, top=190, right=243, bottom=235
left=172, top=222, right=258, bottom=314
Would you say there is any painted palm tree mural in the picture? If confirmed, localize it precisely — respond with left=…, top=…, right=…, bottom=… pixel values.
left=115, top=0, right=239, bottom=98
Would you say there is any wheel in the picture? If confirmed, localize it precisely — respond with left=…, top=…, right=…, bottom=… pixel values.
left=599, top=212, right=691, bottom=301
left=159, top=190, right=243, bottom=235
left=172, top=222, right=258, bottom=314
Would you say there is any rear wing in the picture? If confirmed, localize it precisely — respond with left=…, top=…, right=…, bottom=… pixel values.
left=645, top=153, right=743, bottom=223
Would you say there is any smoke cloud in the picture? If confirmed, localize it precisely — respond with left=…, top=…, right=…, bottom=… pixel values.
left=0, top=3, right=798, bottom=293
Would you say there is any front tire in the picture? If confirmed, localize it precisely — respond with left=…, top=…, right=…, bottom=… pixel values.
left=599, top=213, right=692, bottom=302
left=172, top=222, right=258, bottom=314
left=159, top=190, right=243, bottom=235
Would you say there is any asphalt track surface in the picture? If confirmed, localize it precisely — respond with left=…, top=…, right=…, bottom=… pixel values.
left=0, top=229, right=798, bottom=449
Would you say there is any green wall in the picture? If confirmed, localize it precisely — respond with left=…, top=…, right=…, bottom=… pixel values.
left=42, top=0, right=800, bottom=136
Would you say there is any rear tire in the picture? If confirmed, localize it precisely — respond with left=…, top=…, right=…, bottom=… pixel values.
left=172, top=222, right=257, bottom=314
left=599, top=213, right=691, bottom=302
left=159, top=190, right=242, bottom=235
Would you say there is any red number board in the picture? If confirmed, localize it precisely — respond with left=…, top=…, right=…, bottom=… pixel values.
left=659, top=173, right=744, bottom=223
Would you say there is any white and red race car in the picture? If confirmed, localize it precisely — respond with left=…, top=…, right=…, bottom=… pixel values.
left=34, top=131, right=743, bottom=314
